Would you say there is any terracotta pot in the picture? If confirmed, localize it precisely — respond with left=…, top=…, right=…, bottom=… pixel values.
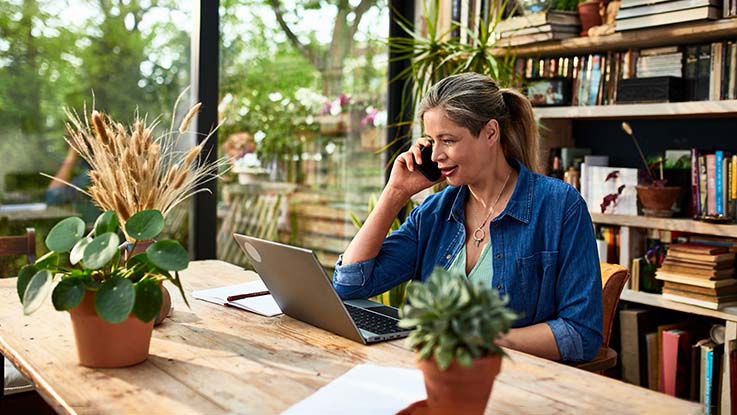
left=68, top=290, right=154, bottom=368
left=577, top=0, right=603, bottom=36
left=635, top=185, right=682, bottom=216
left=416, top=355, right=502, bottom=415
left=121, top=240, right=172, bottom=326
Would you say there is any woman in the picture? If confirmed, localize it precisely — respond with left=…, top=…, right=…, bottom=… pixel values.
left=333, top=72, right=602, bottom=362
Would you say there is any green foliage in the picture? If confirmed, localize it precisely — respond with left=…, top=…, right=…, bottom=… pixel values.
left=398, top=267, right=517, bottom=370
left=16, top=210, right=188, bottom=324
left=552, top=0, right=580, bottom=11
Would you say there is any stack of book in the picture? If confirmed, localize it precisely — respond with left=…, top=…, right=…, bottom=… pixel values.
left=636, top=46, right=683, bottom=78
left=656, top=243, right=737, bottom=309
left=615, top=0, right=721, bottom=31
left=496, top=11, right=580, bottom=47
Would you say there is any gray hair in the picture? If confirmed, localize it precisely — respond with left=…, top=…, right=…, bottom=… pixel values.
left=418, top=72, right=541, bottom=173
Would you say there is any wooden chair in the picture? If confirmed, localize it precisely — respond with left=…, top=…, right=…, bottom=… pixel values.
left=0, top=228, right=37, bottom=398
left=576, top=262, right=630, bottom=373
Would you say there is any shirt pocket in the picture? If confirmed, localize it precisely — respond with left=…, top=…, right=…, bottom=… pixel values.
left=512, top=251, right=559, bottom=324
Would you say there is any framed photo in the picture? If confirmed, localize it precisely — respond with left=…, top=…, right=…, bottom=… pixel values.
left=525, top=78, right=572, bottom=107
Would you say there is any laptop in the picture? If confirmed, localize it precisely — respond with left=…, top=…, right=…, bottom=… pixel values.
left=233, top=234, right=412, bottom=344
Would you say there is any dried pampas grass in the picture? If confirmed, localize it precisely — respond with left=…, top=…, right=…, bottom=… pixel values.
left=49, top=96, right=228, bottom=238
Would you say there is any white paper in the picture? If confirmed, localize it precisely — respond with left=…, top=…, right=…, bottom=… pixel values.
left=281, top=363, right=426, bottom=415
left=192, top=280, right=282, bottom=317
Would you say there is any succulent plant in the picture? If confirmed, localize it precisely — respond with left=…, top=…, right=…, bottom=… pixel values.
left=398, top=267, right=517, bottom=370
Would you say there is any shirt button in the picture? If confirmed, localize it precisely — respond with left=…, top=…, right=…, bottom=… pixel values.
left=495, top=253, right=502, bottom=259
left=497, top=284, right=502, bottom=290
left=446, top=254, right=451, bottom=260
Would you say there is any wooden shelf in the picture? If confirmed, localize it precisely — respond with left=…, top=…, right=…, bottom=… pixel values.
left=590, top=213, right=737, bottom=237
left=534, top=100, right=737, bottom=119
left=621, top=289, right=737, bottom=321
left=492, top=18, right=737, bottom=58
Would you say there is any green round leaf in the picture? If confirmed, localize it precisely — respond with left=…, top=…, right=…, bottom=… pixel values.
left=34, top=251, right=59, bottom=269
left=95, top=278, right=135, bottom=323
left=16, top=264, right=38, bottom=303
left=52, top=278, right=86, bottom=311
left=125, top=210, right=164, bottom=241
left=133, top=279, right=163, bottom=322
left=82, top=232, right=120, bottom=270
left=23, top=270, right=53, bottom=315
left=146, top=240, right=189, bottom=271
left=94, top=211, right=120, bottom=237
left=45, top=217, right=85, bottom=252
left=69, top=236, right=93, bottom=265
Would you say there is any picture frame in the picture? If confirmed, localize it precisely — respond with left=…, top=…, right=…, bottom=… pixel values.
left=525, top=77, right=572, bottom=107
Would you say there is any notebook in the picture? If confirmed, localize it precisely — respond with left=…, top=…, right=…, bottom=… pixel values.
left=192, top=280, right=282, bottom=317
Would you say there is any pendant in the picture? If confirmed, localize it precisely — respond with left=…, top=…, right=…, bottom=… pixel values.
left=473, top=228, right=485, bottom=247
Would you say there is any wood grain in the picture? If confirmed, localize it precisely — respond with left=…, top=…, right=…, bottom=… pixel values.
left=591, top=212, right=737, bottom=237
left=0, top=260, right=702, bottom=414
left=535, top=100, right=737, bottom=120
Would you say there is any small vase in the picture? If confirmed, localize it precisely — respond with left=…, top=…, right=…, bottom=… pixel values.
left=415, top=355, right=502, bottom=415
left=578, top=0, right=603, bottom=36
left=68, top=290, right=154, bottom=368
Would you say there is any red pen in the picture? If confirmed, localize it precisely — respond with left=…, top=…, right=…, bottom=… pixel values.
left=227, top=291, right=270, bottom=302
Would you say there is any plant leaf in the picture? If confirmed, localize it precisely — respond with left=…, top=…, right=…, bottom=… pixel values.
left=146, top=240, right=189, bottom=271
left=93, top=211, right=120, bottom=237
left=95, top=278, right=135, bottom=323
left=45, top=216, right=85, bottom=252
left=34, top=251, right=59, bottom=269
left=22, top=270, right=53, bottom=315
left=125, top=210, right=164, bottom=241
left=132, top=279, right=163, bottom=322
left=16, top=264, right=38, bottom=303
left=83, top=232, right=120, bottom=270
left=69, top=236, right=93, bottom=265
left=52, top=278, right=86, bottom=311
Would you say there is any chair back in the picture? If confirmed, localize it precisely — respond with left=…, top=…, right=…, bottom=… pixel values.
left=600, top=262, right=630, bottom=347
left=0, top=228, right=36, bottom=263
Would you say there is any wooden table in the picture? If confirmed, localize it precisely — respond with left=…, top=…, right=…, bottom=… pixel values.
left=0, top=260, right=703, bottom=414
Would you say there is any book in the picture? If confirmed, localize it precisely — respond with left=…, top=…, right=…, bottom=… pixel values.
left=658, top=322, right=692, bottom=392
left=668, top=244, right=730, bottom=255
left=615, top=6, right=720, bottom=31
left=696, top=44, right=713, bottom=101
left=621, top=0, right=681, bottom=8
left=659, top=264, right=734, bottom=279
left=708, top=154, right=718, bottom=216
left=617, top=0, right=720, bottom=18
left=685, top=47, right=700, bottom=101
left=620, top=309, right=659, bottom=386
left=640, top=45, right=681, bottom=56
left=191, top=280, right=282, bottom=317
left=701, top=340, right=724, bottom=415
left=496, top=10, right=580, bottom=33
left=718, top=150, right=725, bottom=215
left=656, top=272, right=737, bottom=288
left=663, top=257, right=734, bottom=270
left=496, top=31, right=577, bottom=47
left=662, top=287, right=737, bottom=303
left=647, top=332, right=660, bottom=390
left=663, top=281, right=737, bottom=296
left=662, top=292, right=737, bottom=309
left=729, top=340, right=737, bottom=415
left=662, top=329, right=692, bottom=398
left=665, top=250, right=735, bottom=264
left=499, top=23, right=580, bottom=38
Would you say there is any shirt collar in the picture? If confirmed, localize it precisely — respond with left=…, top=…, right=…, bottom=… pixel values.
left=447, top=158, right=533, bottom=225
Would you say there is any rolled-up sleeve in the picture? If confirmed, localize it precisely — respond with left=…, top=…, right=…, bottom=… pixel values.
left=333, top=204, right=423, bottom=300
left=547, top=198, right=602, bottom=362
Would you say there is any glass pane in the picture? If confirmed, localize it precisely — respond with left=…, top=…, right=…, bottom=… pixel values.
left=218, top=2, right=389, bottom=270
left=0, top=1, right=192, bottom=276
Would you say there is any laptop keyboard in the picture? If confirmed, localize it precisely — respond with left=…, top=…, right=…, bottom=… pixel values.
left=344, top=304, right=404, bottom=335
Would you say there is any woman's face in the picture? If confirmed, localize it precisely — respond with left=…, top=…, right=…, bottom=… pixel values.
left=422, top=108, right=497, bottom=187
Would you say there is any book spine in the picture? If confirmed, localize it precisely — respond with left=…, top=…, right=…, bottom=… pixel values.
left=707, top=154, right=717, bottom=216
left=590, top=55, right=602, bottom=106
left=692, top=148, right=701, bottom=218
left=733, top=155, right=737, bottom=220
left=729, top=42, right=737, bottom=100
left=705, top=347, right=714, bottom=415
left=717, top=151, right=724, bottom=215
left=697, top=44, right=712, bottom=101
left=662, top=330, right=680, bottom=396
left=684, top=45, right=699, bottom=100
left=700, top=155, right=708, bottom=216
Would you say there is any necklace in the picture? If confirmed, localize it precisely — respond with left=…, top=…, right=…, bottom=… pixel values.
left=471, top=169, right=512, bottom=247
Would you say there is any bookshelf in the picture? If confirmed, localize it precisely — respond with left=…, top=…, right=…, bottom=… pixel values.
left=492, top=18, right=737, bottom=58
left=621, top=288, right=737, bottom=321
left=534, top=100, right=737, bottom=119
left=590, top=213, right=737, bottom=237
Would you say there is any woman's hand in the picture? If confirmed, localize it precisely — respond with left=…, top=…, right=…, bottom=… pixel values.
left=386, top=137, right=444, bottom=199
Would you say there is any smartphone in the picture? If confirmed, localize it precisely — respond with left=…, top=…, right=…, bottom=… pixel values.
left=416, top=145, right=441, bottom=182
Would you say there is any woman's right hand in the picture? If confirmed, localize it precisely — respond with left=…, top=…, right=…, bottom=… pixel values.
left=386, top=137, right=444, bottom=200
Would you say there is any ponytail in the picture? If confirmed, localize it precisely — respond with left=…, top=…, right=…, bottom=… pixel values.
left=499, top=88, right=541, bottom=174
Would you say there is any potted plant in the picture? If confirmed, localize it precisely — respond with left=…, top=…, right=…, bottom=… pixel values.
left=16, top=209, right=188, bottom=368
left=577, top=0, right=603, bottom=36
left=621, top=122, right=682, bottom=217
left=397, top=267, right=517, bottom=415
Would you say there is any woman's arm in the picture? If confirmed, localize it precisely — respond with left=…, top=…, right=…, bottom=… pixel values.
left=496, top=323, right=561, bottom=360
left=48, top=147, right=79, bottom=190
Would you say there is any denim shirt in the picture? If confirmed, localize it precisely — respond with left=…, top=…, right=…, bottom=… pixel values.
left=333, top=159, right=603, bottom=362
